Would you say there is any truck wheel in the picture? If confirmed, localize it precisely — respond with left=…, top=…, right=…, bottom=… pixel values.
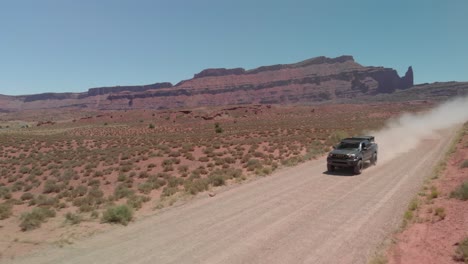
left=327, top=164, right=334, bottom=172
left=371, top=153, right=377, bottom=166
left=353, top=160, right=362, bottom=175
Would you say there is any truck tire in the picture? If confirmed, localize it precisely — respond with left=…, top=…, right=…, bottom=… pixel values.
left=371, top=153, right=377, bottom=166
left=353, top=160, right=362, bottom=175
left=327, top=164, right=334, bottom=172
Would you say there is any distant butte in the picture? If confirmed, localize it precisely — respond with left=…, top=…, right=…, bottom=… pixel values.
left=1, top=55, right=464, bottom=112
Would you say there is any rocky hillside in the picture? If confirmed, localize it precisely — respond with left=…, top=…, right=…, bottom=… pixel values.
left=2, top=55, right=460, bottom=112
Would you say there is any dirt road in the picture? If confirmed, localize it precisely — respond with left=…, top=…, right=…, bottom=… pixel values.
left=5, top=128, right=456, bottom=264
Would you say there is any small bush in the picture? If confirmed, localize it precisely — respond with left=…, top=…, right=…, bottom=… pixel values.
left=114, top=184, right=135, bottom=199
left=404, top=210, right=413, bottom=221
left=161, top=186, right=178, bottom=197
left=434, top=207, right=446, bottom=220
left=184, top=178, right=209, bottom=195
left=65, top=212, right=82, bottom=225
left=0, top=186, right=11, bottom=199
left=451, top=182, right=468, bottom=201
left=214, top=123, right=223, bottom=133
left=453, top=237, right=468, bottom=263
left=460, top=160, right=468, bottom=169
left=408, top=198, right=419, bottom=211
left=20, top=207, right=56, bottom=231
left=126, top=195, right=150, bottom=210
left=20, top=192, right=34, bottom=201
left=101, top=205, right=133, bottom=225
left=429, top=186, right=439, bottom=199
left=138, top=182, right=153, bottom=194
left=0, top=202, right=13, bottom=220
left=149, top=123, right=155, bottom=129
left=43, top=180, right=60, bottom=194
left=209, top=174, right=225, bottom=186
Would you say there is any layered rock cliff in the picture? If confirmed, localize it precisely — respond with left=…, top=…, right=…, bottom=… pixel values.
left=0, top=55, right=421, bottom=111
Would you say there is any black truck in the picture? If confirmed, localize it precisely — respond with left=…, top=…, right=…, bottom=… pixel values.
left=326, top=136, right=378, bottom=174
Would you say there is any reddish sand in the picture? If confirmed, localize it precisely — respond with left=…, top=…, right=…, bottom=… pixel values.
left=387, top=127, right=468, bottom=264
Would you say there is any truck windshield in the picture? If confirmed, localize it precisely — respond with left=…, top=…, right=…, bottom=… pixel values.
left=336, top=142, right=360, bottom=149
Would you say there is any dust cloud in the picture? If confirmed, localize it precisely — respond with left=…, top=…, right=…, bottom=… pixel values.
left=371, top=96, right=468, bottom=163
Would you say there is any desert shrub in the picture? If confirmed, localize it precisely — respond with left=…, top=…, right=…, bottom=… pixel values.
left=120, top=153, right=130, bottom=160
left=184, top=178, right=210, bottom=195
left=73, top=190, right=104, bottom=213
left=460, top=160, right=468, bottom=169
left=450, top=182, right=468, bottom=201
left=65, top=212, right=82, bottom=225
left=59, top=169, right=77, bottom=182
left=120, top=164, right=133, bottom=172
left=404, top=210, right=413, bottom=221
left=20, top=192, right=34, bottom=201
left=429, top=186, right=439, bottom=199
left=114, top=184, right=135, bottom=199
left=148, top=123, right=155, bottom=129
left=178, top=165, right=189, bottom=173
left=87, top=179, right=101, bottom=187
left=43, top=180, right=60, bottom=193
left=101, top=205, right=133, bottom=225
left=453, top=237, right=468, bottom=263
left=161, top=186, right=178, bottom=197
left=199, top=156, right=209, bottom=162
left=281, top=156, right=304, bottom=167
left=408, top=198, right=419, bottom=211
left=209, top=174, right=225, bottom=186
left=214, top=123, right=223, bottom=133
left=19, top=166, right=30, bottom=174
left=138, top=171, right=149, bottom=179
left=167, top=176, right=183, bottom=188
left=88, top=187, right=104, bottom=199
left=256, top=166, right=272, bottom=176
left=0, top=186, right=11, bottom=199
left=169, top=151, right=181, bottom=157
left=138, top=182, right=153, bottom=194
left=117, top=173, right=128, bottom=182
left=20, top=207, right=56, bottom=231
left=163, top=164, right=174, bottom=172
left=0, top=202, right=13, bottom=220
left=32, top=194, right=58, bottom=207
left=434, top=207, right=446, bottom=220
left=90, top=210, right=99, bottom=219
left=12, top=181, right=25, bottom=192
left=126, top=195, right=150, bottom=210
left=73, top=185, right=88, bottom=197
left=246, top=159, right=262, bottom=171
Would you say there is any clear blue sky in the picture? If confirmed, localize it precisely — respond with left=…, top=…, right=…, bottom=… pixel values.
left=1, top=0, right=467, bottom=95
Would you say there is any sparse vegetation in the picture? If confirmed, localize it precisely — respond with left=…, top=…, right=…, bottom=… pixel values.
left=460, top=160, right=468, bottom=169
left=434, top=207, right=446, bottom=220
left=101, top=205, right=133, bottom=225
left=450, top=182, right=468, bottom=201
left=20, top=207, right=56, bottom=231
left=65, top=212, right=82, bottom=225
left=0, top=202, right=13, bottom=220
left=0, top=102, right=433, bottom=256
left=453, top=238, right=468, bottom=263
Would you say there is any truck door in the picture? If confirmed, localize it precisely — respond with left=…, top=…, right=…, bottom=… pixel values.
left=362, top=141, right=372, bottom=160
